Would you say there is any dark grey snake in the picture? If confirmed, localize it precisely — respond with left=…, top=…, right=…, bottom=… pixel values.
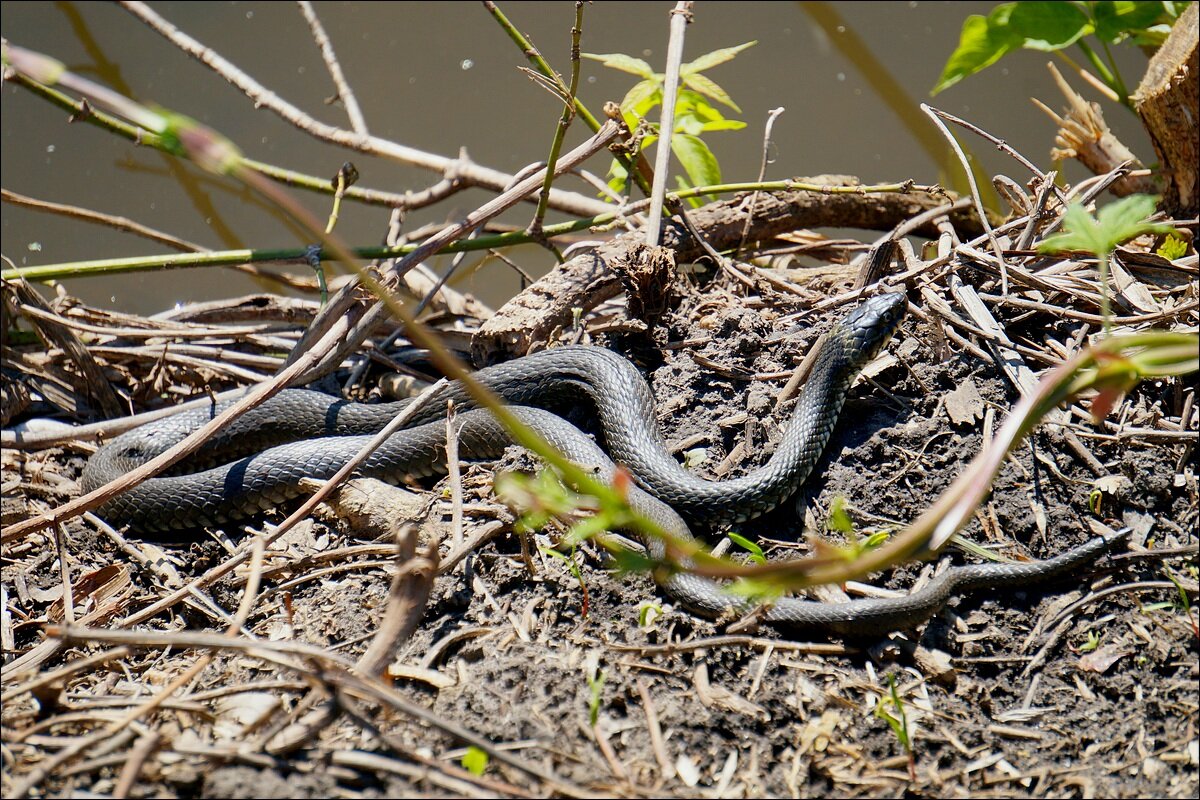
left=82, top=293, right=1126, bottom=634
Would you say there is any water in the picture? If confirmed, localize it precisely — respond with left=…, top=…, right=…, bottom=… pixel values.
left=1, top=1, right=1153, bottom=315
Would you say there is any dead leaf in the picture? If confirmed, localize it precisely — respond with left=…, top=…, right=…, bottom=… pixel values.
left=945, top=378, right=985, bottom=426
left=1077, top=644, right=1133, bottom=673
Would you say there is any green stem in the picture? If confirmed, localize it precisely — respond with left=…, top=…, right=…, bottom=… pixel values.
left=483, top=0, right=603, bottom=132
left=1098, top=38, right=1132, bottom=108
left=529, top=1, right=585, bottom=237
left=3, top=178, right=936, bottom=283
left=1075, top=39, right=1118, bottom=93
left=484, top=0, right=653, bottom=197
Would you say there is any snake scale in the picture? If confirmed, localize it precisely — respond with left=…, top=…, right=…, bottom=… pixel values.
left=82, top=293, right=1126, bottom=634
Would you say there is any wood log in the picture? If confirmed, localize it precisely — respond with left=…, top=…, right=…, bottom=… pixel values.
left=1134, top=2, right=1199, bottom=217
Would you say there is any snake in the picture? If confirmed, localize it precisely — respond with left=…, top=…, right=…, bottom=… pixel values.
left=82, top=293, right=1126, bottom=634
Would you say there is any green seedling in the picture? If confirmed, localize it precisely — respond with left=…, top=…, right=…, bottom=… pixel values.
left=1156, top=234, right=1187, bottom=260
left=462, top=746, right=489, bottom=776
left=584, top=42, right=754, bottom=205
left=825, top=497, right=891, bottom=560
left=1040, top=195, right=1177, bottom=334
left=727, top=532, right=767, bottom=565
left=638, top=601, right=664, bottom=629
left=539, top=544, right=590, bottom=619
left=875, top=673, right=915, bottom=779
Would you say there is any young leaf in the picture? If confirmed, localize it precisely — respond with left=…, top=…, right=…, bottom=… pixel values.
left=621, top=78, right=661, bottom=114
left=932, top=7, right=1021, bottom=95
left=581, top=52, right=655, bottom=78
left=1093, top=1, right=1174, bottom=44
left=680, top=41, right=757, bottom=75
left=587, top=668, right=606, bottom=727
left=681, top=71, right=741, bottom=112
left=725, top=576, right=786, bottom=601
left=827, top=496, right=855, bottom=536
left=1039, top=196, right=1174, bottom=257
left=727, top=532, right=766, bottom=564
left=1156, top=234, right=1187, bottom=260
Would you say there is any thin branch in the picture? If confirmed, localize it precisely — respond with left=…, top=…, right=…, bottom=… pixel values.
left=921, top=104, right=1009, bottom=293
left=119, top=1, right=613, bottom=218
left=297, top=0, right=369, bottom=136
left=736, top=106, right=785, bottom=257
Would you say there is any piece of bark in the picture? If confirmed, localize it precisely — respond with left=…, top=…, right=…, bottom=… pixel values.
left=473, top=175, right=983, bottom=362
left=1133, top=2, right=1199, bottom=217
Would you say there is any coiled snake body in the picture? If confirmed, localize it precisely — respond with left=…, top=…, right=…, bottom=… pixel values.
left=83, top=293, right=1124, bottom=634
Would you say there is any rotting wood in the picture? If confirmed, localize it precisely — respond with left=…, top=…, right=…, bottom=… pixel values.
left=1133, top=1, right=1199, bottom=217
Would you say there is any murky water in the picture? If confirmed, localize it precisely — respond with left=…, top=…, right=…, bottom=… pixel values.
left=2, top=1, right=1153, bottom=315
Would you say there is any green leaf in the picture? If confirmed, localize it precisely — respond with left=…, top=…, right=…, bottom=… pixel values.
left=605, top=158, right=629, bottom=197
left=932, top=7, right=1022, bottom=95
left=725, top=576, right=785, bottom=601
left=638, top=601, right=664, bottom=627
left=462, top=746, right=489, bottom=776
left=1095, top=193, right=1161, bottom=234
left=681, top=72, right=741, bottom=112
left=1006, top=2, right=1092, bottom=51
left=1040, top=195, right=1173, bottom=257
left=874, top=674, right=911, bottom=752
left=679, top=92, right=724, bottom=122
left=676, top=111, right=707, bottom=137
left=727, top=532, right=766, bottom=564
left=609, top=548, right=657, bottom=574
left=680, top=41, right=757, bottom=75
left=564, top=512, right=613, bottom=547
left=539, top=545, right=583, bottom=581
left=586, top=667, right=605, bottom=727
left=697, top=119, right=746, bottom=133
left=863, top=530, right=891, bottom=549
left=581, top=52, right=655, bottom=78
left=671, top=133, right=721, bottom=193
left=675, top=175, right=705, bottom=208
left=621, top=78, right=661, bottom=115
left=1093, top=1, right=1172, bottom=43
left=1041, top=202, right=1105, bottom=254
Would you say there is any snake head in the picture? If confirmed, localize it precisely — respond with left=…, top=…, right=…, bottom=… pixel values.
left=839, top=292, right=907, bottom=366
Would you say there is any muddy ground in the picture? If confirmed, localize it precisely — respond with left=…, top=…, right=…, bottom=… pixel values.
left=2, top=275, right=1197, bottom=798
